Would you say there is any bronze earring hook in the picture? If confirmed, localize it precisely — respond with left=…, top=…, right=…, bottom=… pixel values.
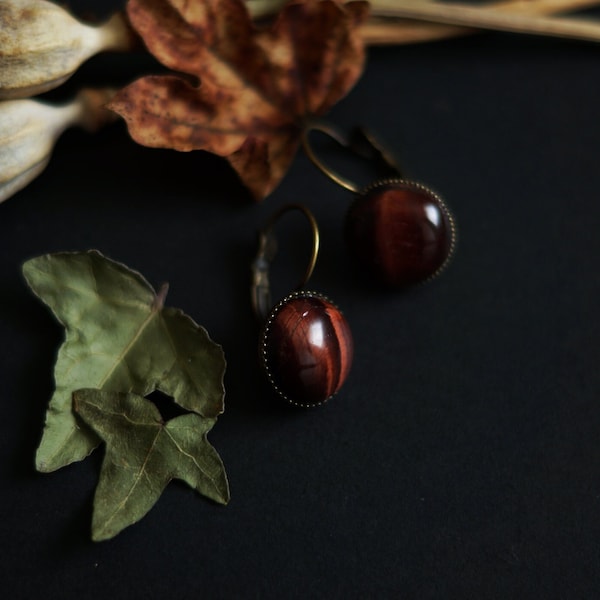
left=301, top=121, right=405, bottom=193
left=251, top=203, right=320, bottom=321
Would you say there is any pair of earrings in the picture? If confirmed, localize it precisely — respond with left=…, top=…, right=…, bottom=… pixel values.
left=251, top=123, right=457, bottom=408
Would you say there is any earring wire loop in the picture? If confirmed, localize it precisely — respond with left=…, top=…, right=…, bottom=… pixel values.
left=251, top=204, right=320, bottom=321
left=302, top=123, right=361, bottom=193
left=302, top=121, right=405, bottom=194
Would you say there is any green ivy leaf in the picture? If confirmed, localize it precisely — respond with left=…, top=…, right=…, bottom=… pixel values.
left=74, top=389, right=229, bottom=541
left=23, top=250, right=225, bottom=473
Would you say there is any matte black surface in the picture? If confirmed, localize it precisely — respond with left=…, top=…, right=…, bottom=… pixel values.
left=2, top=4, right=600, bottom=598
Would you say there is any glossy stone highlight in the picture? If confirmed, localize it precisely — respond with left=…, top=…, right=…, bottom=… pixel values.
left=345, top=180, right=455, bottom=287
left=261, top=292, right=353, bottom=407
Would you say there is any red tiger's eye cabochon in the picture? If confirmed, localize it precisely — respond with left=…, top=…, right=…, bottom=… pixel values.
left=345, top=181, right=455, bottom=287
left=262, top=293, right=353, bottom=406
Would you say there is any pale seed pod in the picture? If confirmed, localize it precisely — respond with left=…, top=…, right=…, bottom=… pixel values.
left=0, top=89, right=116, bottom=203
left=0, top=0, right=135, bottom=99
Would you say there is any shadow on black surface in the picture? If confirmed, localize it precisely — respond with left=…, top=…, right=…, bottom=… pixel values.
left=49, top=124, right=255, bottom=211
left=47, top=470, right=99, bottom=556
left=2, top=284, right=62, bottom=481
left=216, top=236, right=295, bottom=418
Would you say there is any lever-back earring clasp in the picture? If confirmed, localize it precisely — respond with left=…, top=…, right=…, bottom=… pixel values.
left=251, top=203, right=320, bottom=321
left=301, top=121, right=404, bottom=193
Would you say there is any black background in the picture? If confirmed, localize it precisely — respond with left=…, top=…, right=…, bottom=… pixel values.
left=2, top=1, right=600, bottom=598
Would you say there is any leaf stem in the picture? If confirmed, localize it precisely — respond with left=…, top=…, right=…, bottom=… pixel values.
left=154, top=283, right=170, bottom=311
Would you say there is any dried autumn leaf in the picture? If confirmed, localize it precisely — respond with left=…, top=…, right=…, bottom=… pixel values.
left=23, top=250, right=225, bottom=473
left=109, top=0, right=369, bottom=200
left=74, top=389, right=229, bottom=541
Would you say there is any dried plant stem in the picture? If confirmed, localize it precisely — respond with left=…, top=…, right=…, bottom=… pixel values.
left=247, top=0, right=600, bottom=45
left=362, top=0, right=600, bottom=45
left=368, top=0, right=600, bottom=45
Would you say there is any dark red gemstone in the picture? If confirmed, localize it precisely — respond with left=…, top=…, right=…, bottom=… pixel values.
left=261, top=292, right=353, bottom=407
left=344, top=180, right=455, bottom=287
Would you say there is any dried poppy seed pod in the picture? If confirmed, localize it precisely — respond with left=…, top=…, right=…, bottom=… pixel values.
left=0, top=88, right=117, bottom=203
left=0, top=0, right=135, bottom=99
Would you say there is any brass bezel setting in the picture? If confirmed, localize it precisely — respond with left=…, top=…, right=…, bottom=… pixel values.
left=259, top=289, right=341, bottom=409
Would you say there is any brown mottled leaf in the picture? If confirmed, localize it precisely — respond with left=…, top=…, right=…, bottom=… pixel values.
left=108, top=0, right=369, bottom=200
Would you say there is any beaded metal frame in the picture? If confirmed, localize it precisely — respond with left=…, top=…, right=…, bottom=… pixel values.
left=259, top=289, right=343, bottom=409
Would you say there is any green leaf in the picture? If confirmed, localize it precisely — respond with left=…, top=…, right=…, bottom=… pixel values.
left=73, top=389, right=229, bottom=541
left=23, top=250, right=225, bottom=473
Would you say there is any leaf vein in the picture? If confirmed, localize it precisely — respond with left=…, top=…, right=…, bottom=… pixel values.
left=102, top=429, right=162, bottom=531
left=97, top=309, right=158, bottom=389
left=81, top=399, right=160, bottom=427
left=164, top=428, right=219, bottom=488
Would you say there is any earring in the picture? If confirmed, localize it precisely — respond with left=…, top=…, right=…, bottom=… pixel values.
left=251, top=204, right=353, bottom=408
left=302, top=123, right=457, bottom=288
